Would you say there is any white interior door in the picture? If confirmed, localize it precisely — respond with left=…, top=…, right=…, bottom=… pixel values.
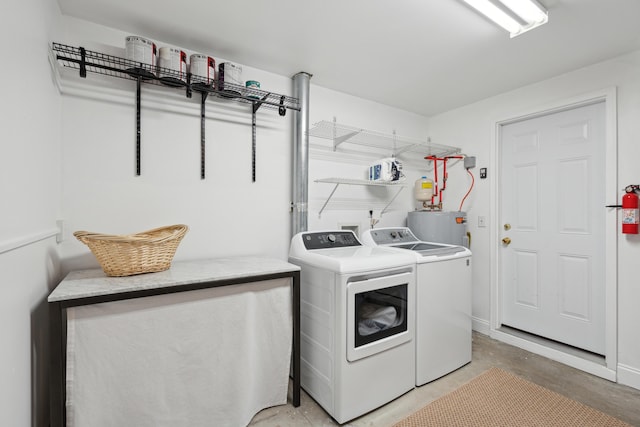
left=499, top=101, right=606, bottom=355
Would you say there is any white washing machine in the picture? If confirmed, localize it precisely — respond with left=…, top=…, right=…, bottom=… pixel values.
left=361, top=227, right=472, bottom=386
left=289, top=230, right=416, bottom=424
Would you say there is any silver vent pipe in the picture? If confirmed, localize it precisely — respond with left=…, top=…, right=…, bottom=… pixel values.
left=292, top=72, right=312, bottom=236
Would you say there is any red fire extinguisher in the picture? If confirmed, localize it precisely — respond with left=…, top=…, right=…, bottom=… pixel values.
left=622, top=185, right=639, bottom=234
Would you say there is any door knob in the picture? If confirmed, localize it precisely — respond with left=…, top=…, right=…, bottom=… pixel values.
left=502, top=237, right=511, bottom=245
left=504, top=223, right=511, bottom=231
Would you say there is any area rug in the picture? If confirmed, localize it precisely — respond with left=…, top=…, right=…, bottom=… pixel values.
left=393, top=367, right=631, bottom=427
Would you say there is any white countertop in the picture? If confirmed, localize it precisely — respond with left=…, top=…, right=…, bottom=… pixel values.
left=48, top=257, right=300, bottom=303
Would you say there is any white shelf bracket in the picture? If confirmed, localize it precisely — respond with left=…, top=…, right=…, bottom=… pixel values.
left=315, top=178, right=407, bottom=216
left=331, top=117, right=361, bottom=151
left=318, top=183, right=341, bottom=217
left=333, top=130, right=361, bottom=151
left=381, top=186, right=405, bottom=216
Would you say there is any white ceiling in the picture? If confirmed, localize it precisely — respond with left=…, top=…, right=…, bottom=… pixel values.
left=56, top=0, right=640, bottom=116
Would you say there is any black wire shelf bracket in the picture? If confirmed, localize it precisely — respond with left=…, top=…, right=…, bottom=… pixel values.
left=51, top=42, right=301, bottom=180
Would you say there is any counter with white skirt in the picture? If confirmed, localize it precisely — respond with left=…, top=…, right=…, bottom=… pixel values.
left=48, top=257, right=301, bottom=427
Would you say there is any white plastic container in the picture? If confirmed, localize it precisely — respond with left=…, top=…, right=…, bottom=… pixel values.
left=157, top=47, right=187, bottom=84
left=190, top=54, right=216, bottom=85
left=368, top=158, right=404, bottom=182
left=414, top=176, right=434, bottom=201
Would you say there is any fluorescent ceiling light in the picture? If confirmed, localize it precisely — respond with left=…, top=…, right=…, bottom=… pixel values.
left=464, top=0, right=549, bottom=37
left=498, top=0, right=548, bottom=24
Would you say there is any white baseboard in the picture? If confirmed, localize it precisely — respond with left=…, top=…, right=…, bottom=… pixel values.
left=472, top=316, right=490, bottom=335
left=618, top=364, right=640, bottom=391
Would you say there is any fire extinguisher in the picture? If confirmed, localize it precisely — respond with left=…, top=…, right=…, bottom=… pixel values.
left=622, top=185, right=639, bottom=234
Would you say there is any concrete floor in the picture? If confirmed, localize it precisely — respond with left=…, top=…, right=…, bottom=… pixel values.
left=248, top=332, right=640, bottom=426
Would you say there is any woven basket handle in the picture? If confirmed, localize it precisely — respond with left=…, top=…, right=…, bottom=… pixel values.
left=74, top=224, right=188, bottom=244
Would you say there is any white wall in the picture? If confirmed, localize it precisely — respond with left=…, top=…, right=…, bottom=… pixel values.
left=55, top=18, right=440, bottom=271
left=57, top=18, right=297, bottom=272
left=306, top=85, right=434, bottom=234
left=57, top=15, right=640, bottom=393
left=4, top=9, right=637, bottom=427
left=427, top=50, right=640, bottom=389
left=0, top=0, right=63, bottom=425
left=305, top=85, right=473, bottom=234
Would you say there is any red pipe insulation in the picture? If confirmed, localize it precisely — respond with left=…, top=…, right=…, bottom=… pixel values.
left=442, top=155, right=464, bottom=193
left=426, top=156, right=438, bottom=205
left=424, top=155, right=465, bottom=206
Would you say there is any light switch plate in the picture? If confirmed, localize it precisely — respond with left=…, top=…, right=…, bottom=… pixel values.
left=56, top=219, right=64, bottom=243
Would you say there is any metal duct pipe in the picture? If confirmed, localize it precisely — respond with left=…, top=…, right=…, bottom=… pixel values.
left=292, top=72, right=312, bottom=236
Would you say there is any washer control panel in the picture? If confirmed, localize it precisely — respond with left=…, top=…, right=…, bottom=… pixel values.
left=302, top=231, right=362, bottom=250
left=366, top=228, right=419, bottom=245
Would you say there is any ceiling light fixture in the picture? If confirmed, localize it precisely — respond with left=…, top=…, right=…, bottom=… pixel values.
left=463, top=0, right=548, bottom=37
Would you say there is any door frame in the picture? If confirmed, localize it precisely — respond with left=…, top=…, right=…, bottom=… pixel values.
left=489, top=87, right=618, bottom=381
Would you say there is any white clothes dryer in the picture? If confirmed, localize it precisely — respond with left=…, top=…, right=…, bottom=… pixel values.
left=289, top=230, right=416, bottom=424
left=361, top=227, right=472, bottom=386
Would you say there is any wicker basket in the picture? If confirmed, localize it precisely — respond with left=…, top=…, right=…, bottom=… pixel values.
left=73, top=224, right=189, bottom=277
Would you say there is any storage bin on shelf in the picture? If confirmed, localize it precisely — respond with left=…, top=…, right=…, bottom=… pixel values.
left=73, top=224, right=188, bottom=277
